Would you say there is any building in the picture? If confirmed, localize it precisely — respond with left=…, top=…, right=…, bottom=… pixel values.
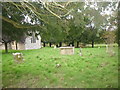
left=0, top=32, right=42, bottom=50
left=0, top=42, right=12, bottom=50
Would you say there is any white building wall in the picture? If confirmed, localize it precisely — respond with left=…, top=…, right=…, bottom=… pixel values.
left=11, top=41, right=25, bottom=50
left=25, top=35, right=41, bottom=50
left=0, top=44, right=5, bottom=50
left=18, top=43, right=25, bottom=50
left=1, top=34, right=42, bottom=50
left=0, top=43, right=12, bottom=50
left=11, top=41, right=16, bottom=50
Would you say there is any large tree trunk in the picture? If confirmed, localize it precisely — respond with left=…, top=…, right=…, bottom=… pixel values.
left=92, top=40, right=94, bottom=48
left=16, top=42, right=18, bottom=50
left=72, top=41, right=74, bottom=46
left=43, top=42, right=45, bottom=47
left=4, top=42, right=8, bottom=53
left=77, top=41, right=79, bottom=48
left=56, top=44, right=59, bottom=47
left=59, top=42, right=62, bottom=47
left=49, top=42, right=52, bottom=47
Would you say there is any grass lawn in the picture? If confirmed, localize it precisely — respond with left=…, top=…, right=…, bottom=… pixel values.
left=2, top=47, right=118, bottom=88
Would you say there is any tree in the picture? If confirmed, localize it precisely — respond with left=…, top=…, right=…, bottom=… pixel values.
left=87, top=22, right=99, bottom=48
left=0, top=2, right=72, bottom=28
left=40, top=16, right=68, bottom=47
left=1, top=3, right=27, bottom=53
left=81, top=2, right=118, bottom=47
left=117, top=2, right=120, bottom=47
left=2, top=20, right=27, bottom=53
left=64, top=2, right=86, bottom=47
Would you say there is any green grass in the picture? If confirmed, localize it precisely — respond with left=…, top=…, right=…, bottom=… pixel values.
left=2, top=47, right=118, bottom=88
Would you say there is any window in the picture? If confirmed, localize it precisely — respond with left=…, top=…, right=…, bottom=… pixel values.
left=31, top=37, right=36, bottom=43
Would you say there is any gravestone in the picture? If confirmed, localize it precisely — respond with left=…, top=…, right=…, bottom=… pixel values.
left=60, top=47, right=74, bottom=55
left=56, top=64, right=61, bottom=68
left=12, top=53, right=24, bottom=63
left=106, top=44, right=115, bottom=56
left=79, top=47, right=82, bottom=56
left=54, top=45, right=56, bottom=49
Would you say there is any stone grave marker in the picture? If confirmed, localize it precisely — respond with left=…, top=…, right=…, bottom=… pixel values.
left=79, top=47, right=82, bottom=56
left=60, top=47, right=74, bottom=55
left=54, top=45, right=56, bottom=49
left=12, top=53, right=24, bottom=63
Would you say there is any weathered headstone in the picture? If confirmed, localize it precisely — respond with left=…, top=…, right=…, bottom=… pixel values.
left=60, top=47, right=74, bottom=55
left=106, top=44, right=108, bottom=53
left=56, top=64, right=61, bottom=68
left=70, top=44, right=72, bottom=47
left=12, top=53, right=24, bottom=63
left=106, top=44, right=115, bottom=56
left=54, top=45, right=56, bottom=49
left=98, top=47, right=100, bottom=48
left=79, top=47, right=82, bottom=56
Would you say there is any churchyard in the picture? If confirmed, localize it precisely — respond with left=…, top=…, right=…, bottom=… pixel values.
left=1, top=1, right=119, bottom=89
left=2, top=45, right=118, bottom=88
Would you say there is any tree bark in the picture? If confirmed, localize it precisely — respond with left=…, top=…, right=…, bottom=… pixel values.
left=4, top=42, right=8, bottom=53
left=92, top=40, right=94, bottom=48
left=43, top=42, right=45, bottom=47
left=68, top=43, right=70, bottom=46
left=59, top=42, right=62, bottom=47
left=16, top=42, right=18, bottom=50
left=72, top=41, right=74, bottom=46
left=49, top=42, right=52, bottom=47
left=77, top=41, right=79, bottom=48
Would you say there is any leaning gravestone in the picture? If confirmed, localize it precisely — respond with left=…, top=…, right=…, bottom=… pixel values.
left=60, top=47, right=74, bottom=55
left=12, top=53, right=24, bottom=63
left=79, top=47, right=82, bottom=56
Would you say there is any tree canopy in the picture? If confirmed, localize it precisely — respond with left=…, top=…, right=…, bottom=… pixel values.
left=0, top=1, right=119, bottom=53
